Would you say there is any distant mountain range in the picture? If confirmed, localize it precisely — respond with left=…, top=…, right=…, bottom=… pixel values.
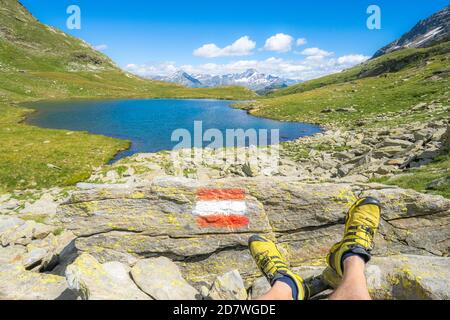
left=150, top=69, right=300, bottom=93
left=373, top=4, right=449, bottom=58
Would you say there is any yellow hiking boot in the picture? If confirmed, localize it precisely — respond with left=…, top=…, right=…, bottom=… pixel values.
left=248, top=235, right=309, bottom=300
left=327, top=197, right=381, bottom=278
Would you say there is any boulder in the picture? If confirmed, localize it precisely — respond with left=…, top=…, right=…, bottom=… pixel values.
left=131, top=257, right=199, bottom=300
left=0, top=218, right=56, bottom=247
left=23, top=247, right=48, bottom=269
left=1, top=220, right=37, bottom=246
left=337, top=164, right=353, bottom=177
left=23, top=230, right=76, bottom=271
left=382, top=138, right=413, bottom=148
left=20, top=193, right=59, bottom=216
left=426, top=176, right=450, bottom=190
left=375, top=146, right=404, bottom=156
left=0, top=264, right=73, bottom=300
left=208, top=270, right=248, bottom=300
left=335, top=107, right=357, bottom=113
left=0, top=198, right=20, bottom=212
left=0, top=245, right=26, bottom=266
left=65, top=253, right=150, bottom=300
left=411, top=103, right=428, bottom=111
left=0, top=216, right=24, bottom=234
left=368, top=255, right=450, bottom=300
left=413, top=129, right=432, bottom=141
left=385, top=159, right=405, bottom=166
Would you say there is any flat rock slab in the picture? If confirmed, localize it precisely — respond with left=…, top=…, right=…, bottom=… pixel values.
left=51, top=177, right=450, bottom=285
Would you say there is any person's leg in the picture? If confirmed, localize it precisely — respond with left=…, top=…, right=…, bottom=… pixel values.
left=255, top=281, right=294, bottom=300
left=329, top=255, right=371, bottom=300
left=325, top=197, right=381, bottom=300
left=248, top=235, right=308, bottom=300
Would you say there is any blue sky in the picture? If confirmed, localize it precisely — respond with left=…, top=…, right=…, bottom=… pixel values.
left=21, top=0, right=449, bottom=79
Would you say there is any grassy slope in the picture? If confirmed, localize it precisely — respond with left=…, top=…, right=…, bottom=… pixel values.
left=0, top=0, right=255, bottom=192
left=237, top=42, right=450, bottom=198
left=372, top=152, right=450, bottom=199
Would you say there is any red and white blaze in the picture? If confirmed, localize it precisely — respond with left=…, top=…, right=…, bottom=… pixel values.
left=194, top=189, right=249, bottom=229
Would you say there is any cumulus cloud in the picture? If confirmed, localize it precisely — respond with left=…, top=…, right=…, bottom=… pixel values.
left=125, top=52, right=370, bottom=82
left=337, top=54, right=369, bottom=65
left=300, top=47, right=333, bottom=57
left=93, top=44, right=108, bottom=51
left=296, top=38, right=307, bottom=46
left=263, top=33, right=294, bottom=52
left=126, top=61, right=178, bottom=76
left=193, top=36, right=256, bottom=58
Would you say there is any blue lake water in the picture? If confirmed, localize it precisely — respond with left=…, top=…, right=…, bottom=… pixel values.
left=25, top=99, right=321, bottom=160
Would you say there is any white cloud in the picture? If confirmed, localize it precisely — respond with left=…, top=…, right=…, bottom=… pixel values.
left=125, top=52, right=370, bottom=82
left=263, top=33, right=294, bottom=52
left=337, top=54, right=369, bottom=65
left=126, top=61, right=178, bottom=76
left=296, top=38, right=307, bottom=46
left=300, top=47, right=333, bottom=57
left=93, top=44, right=108, bottom=51
left=193, top=36, right=256, bottom=58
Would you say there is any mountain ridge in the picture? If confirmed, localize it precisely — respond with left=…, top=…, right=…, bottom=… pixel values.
left=0, top=0, right=118, bottom=72
left=149, top=68, right=299, bottom=93
left=373, top=4, right=450, bottom=58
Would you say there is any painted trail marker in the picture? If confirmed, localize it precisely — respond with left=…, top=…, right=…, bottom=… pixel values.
left=194, top=189, right=249, bottom=229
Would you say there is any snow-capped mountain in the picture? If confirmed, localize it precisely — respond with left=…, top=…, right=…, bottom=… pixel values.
left=373, top=5, right=449, bottom=58
left=194, top=69, right=298, bottom=91
left=152, top=70, right=203, bottom=88
left=149, top=69, right=299, bottom=93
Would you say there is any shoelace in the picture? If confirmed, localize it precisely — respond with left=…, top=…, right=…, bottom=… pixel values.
left=346, top=225, right=375, bottom=249
left=256, top=250, right=283, bottom=278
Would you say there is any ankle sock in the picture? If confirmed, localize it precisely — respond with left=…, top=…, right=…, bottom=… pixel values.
left=275, top=276, right=298, bottom=300
left=341, top=252, right=367, bottom=272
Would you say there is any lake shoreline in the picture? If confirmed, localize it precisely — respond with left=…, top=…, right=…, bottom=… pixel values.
left=23, top=98, right=323, bottom=162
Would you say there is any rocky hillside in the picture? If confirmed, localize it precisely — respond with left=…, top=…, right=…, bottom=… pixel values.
left=373, top=5, right=450, bottom=58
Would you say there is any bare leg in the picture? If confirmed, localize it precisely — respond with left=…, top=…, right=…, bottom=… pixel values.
left=329, top=256, right=371, bottom=300
left=255, top=281, right=293, bottom=300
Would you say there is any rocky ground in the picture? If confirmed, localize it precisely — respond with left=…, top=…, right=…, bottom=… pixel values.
left=0, top=103, right=449, bottom=300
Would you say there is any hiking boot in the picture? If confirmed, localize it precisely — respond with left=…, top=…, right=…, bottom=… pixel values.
left=249, top=235, right=309, bottom=300
left=327, top=197, right=381, bottom=278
